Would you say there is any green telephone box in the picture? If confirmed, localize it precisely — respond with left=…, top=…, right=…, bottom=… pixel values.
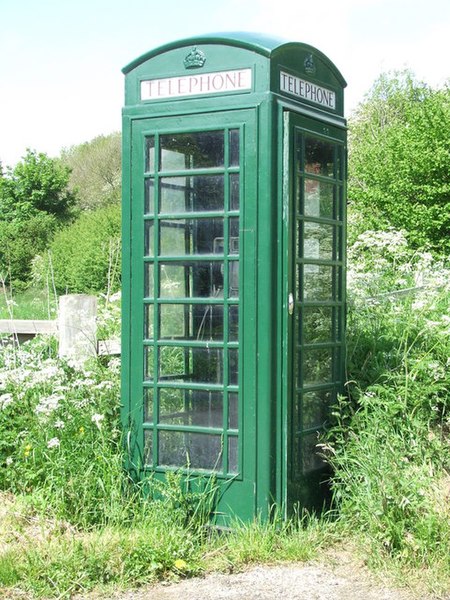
left=121, top=33, right=347, bottom=524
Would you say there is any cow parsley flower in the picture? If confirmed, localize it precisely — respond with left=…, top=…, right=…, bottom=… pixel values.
left=0, top=393, right=13, bottom=410
left=91, top=413, right=105, bottom=429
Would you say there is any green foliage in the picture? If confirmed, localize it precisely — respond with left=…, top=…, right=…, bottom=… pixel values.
left=0, top=150, right=76, bottom=286
left=326, top=229, right=450, bottom=582
left=348, top=71, right=450, bottom=253
left=0, top=338, right=127, bottom=527
left=0, top=285, right=57, bottom=320
left=33, top=203, right=121, bottom=294
left=0, top=149, right=76, bottom=223
left=61, top=132, right=122, bottom=211
left=0, top=213, right=57, bottom=288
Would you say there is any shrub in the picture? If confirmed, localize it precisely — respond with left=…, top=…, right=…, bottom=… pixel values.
left=33, top=203, right=121, bottom=294
left=348, top=72, right=450, bottom=254
left=326, top=229, right=450, bottom=572
left=0, top=213, right=57, bottom=289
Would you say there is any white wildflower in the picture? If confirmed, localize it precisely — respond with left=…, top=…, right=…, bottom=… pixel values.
left=47, top=437, right=60, bottom=449
left=412, top=298, right=427, bottom=312
left=109, top=291, right=121, bottom=302
left=35, top=394, right=63, bottom=417
left=6, top=457, right=13, bottom=466
left=91, top=413, right=105, bottom=429
left=54, top=419, right=65, bottom=429
left=94, top=380, right=114, bottom=390
left=0, top=393, right=13, bottom=410
left=108, top=358, right=121, bottom=373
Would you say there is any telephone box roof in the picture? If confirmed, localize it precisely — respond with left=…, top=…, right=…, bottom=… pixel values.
left=122, top=31, right=346, bottom=87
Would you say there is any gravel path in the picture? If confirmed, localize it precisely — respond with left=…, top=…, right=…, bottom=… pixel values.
left=102, top=561, right=433, bottom=600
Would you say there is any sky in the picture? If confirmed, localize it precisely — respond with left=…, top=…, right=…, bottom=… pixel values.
left=1, top=0, right=449, bottom=168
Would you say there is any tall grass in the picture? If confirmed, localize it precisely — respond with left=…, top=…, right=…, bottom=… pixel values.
left=326, top=228, right=450, bottom=594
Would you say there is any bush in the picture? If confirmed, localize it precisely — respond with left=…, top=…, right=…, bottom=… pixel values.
left=348, top=72, right=450, bottom=254
left=0, top=213, right=57, bottom=289
left=0, top=150, right=77, bottom=287
left=34, top=203, right=121, bottom=294
left=0, top=337, right=126, bottom=527
left=326, top=229, right=450, bottom=572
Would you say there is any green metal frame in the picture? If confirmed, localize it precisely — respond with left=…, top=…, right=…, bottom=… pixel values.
left=122, top=33, right=347, bottom=524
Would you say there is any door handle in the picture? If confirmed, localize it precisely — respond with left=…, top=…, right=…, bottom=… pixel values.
left=288, top=292, right=294, bottom=315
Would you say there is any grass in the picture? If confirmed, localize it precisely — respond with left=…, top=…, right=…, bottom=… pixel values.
left=0, top=492, right=339, bottom=599
left=0, top=227, right=449, bottom=598
left=0, top=286, right=57, bottom=320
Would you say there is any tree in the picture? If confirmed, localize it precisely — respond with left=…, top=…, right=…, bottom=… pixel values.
left=348, top=71, right=450, bottom=254
left=0, top=150, right=76, bottom=286
left=61, top=133, right=121, bottom=211
left=0, top=150, right=76, bottom=223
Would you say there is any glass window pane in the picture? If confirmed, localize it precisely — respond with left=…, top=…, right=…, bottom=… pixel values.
left=160, top=218, right=224, bottom=256
left=302, top=222, right=334, bottom=260
left=302, top=347, right=333, bottom=386
left=301, top=306, right=333, bottom=344
left=160, top=175, right=224, bottom=213
left=144, top=221, right=154, bottom=257
left=230, top=173, right=240, bottom=210
left=158, top=431, right=223, bottom=470
left=144, top=346, right=154, bottom=381
left=159, top=346, right=187, bottom=381
left=159, top=388, right=223, bottom=428
left=145, top=263, right=154, bottom=297
left=160, top=177, right=188, bottom=212
left=229, top=261, right=239, bottom=298
left=160, top=131, right=224, bottom=170
left=144, top=304, right=154, bottom=339
left=145, top=179, right=155, bottom=214
left=159, top=346, right=223, bottom=384
left=301, top=265, right=334, bottom=301
left=160, top=304, right=224, bottom=341
left=160, top=262, right=225, bottom=299
left=160, top=304, right=188, bottom=339
left=228, top=305, right=239, bottom=341
left=144, top=430, right=153, bottom=466
left=146, top=137, right=155, bottom=172
left=228, top=392, right=238, bottom=429
left=228, top=436, right=238, bottom=474
left=229, top=348, right=238, bottom=386
left=144, top=388, right=154, bottom=423
left=300, top=432, right=327, bottom=474
left=229, top=130, right=239, bottom=167
left=303, top=179, right=334, bottom=219
left=159, top=219, right=190, bottom=255
left=304, top=137, right=335, bottom=177
left=229, top=218, right=239, bottom=254
left=302, top=389, right=333, bottom=430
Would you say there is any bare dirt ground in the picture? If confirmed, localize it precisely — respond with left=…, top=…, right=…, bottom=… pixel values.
left=99, top=554, right=444, bottom=600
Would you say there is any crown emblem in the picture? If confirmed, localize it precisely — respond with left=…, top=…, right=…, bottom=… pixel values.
left=304, top=54, right=316, bottom=75
left=184, top=46, right=206, bottom=69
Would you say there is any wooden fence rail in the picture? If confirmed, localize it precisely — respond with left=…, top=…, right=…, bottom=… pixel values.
left=0, top=295, right=120, bottom=359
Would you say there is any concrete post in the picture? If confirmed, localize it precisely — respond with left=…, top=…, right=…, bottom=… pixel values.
left=58, top=294, right=97, bottom=361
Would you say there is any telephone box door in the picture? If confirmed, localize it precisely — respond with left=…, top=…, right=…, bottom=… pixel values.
left=284, top=110, right=346, bottom=510
left=125, top=109, right=258, bottom=522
